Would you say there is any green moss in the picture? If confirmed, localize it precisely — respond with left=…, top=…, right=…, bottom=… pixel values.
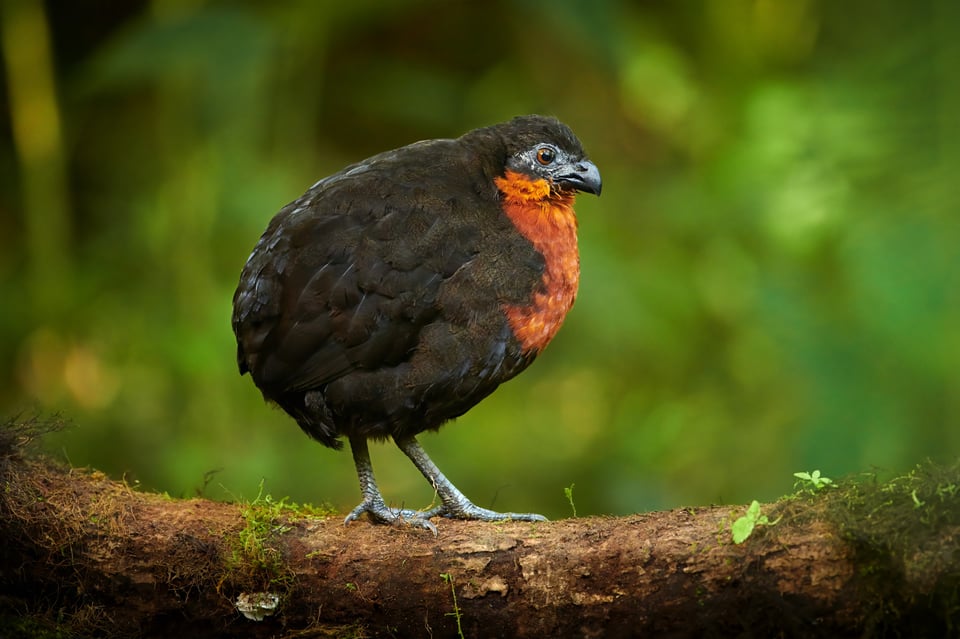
left=0, top=615, right=73, bottom=639
left=784, top=459, right=960, bottom=635
left=223, top=480, right=335, bottom=594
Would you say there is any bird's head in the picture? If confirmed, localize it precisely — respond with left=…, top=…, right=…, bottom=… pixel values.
left=499, top=115, right=602, bottom=198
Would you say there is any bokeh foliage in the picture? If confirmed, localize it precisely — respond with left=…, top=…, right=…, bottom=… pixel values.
left=1, top=0, right=958, bottom=518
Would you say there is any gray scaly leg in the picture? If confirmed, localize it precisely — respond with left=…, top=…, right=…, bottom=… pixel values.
left=344, top=434, right=437, bottom=534
left=394, top=435, right=547, bottom=523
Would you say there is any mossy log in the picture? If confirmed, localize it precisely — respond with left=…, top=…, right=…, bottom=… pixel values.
left=1, top=422, right=958, bottom=638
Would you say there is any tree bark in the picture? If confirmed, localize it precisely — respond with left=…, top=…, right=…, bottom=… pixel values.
left=1, top=440, right=957, bottom=638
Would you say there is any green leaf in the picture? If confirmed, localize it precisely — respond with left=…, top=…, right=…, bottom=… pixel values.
left=731, top=515, right=756, bottom=544
left=732, top=500, right=762, bottom=544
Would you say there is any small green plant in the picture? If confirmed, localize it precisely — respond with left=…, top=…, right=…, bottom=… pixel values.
left=440, top=573, right=464, bottom=639
left=564, top=483, right=577, bottom=517
left=794, top=470, right=834, bottom=492
left=731, top=500, right=781, bottom=544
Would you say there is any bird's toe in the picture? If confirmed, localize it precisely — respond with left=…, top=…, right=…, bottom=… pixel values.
left=435, top=502, right=548, bottom=523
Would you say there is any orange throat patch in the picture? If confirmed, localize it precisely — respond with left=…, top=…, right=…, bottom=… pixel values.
left=495, top=170, right=580, bottom=354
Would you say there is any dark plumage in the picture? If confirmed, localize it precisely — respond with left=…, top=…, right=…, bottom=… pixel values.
left=232, top=115, right=600, bottom=531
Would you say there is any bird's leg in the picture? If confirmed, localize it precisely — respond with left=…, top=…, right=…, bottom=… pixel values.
left=344, top=435, right=437, bottom=534
left=394, top=435, right=547, bottom=523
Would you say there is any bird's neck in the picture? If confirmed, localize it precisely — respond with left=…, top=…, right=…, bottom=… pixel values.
left=495, top=170, right=580, bottom=354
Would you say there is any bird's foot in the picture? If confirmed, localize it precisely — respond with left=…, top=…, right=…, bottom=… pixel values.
left=343, top=497, right=438, bottom=535
left=431, top=500, right=547, bottom=523
left=391, top=436, right=548, bottom=524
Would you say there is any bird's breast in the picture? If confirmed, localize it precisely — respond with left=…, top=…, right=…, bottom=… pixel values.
left=495, top=171, right=580, bottom=354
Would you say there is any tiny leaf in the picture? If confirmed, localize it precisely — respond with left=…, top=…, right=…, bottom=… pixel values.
left=732, top=500, right=762, bottom=544
left=732, top=516, right=755, bottom=544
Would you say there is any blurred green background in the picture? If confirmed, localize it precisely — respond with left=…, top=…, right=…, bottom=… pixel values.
left=1, top=0, right=958, bottom=519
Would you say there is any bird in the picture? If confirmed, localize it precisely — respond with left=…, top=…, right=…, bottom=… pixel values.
left=232, top=115, right=601, bottom=532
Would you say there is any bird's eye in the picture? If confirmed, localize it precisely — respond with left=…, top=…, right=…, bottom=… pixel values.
left=536, top=147, right=556, bottom=166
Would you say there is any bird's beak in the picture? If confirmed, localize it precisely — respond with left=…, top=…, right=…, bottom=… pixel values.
left=556, top=160, right=602, bottom=196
